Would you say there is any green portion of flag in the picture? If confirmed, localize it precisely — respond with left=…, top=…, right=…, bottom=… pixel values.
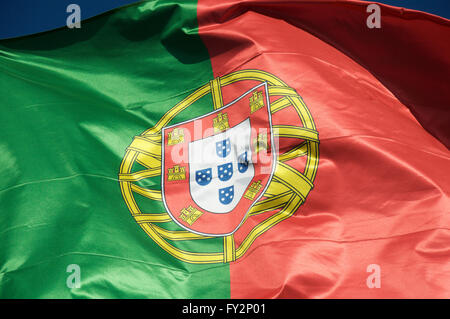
left=0, top=0, right=230, bottom=298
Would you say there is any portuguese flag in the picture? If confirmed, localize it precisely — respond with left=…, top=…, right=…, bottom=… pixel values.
left=0, top=0, right=449, bottom=298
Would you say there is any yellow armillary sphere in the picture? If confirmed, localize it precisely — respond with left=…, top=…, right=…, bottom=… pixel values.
left=119, top=69, right=319, bottom=264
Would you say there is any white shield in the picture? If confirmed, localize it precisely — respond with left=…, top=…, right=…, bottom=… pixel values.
left=188, top=119, right=254, bottom=213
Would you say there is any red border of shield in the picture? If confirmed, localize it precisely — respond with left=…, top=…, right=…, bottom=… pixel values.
left=161, top=82, right=276, bottom=236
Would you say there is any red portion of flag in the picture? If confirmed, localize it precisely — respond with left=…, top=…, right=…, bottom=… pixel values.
left=198, top=0, right=450, bottom=148
left=198, top=0, right=450, bottom=298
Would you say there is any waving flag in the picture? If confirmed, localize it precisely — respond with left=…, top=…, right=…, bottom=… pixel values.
left=0, top=0, right=449, bottom=298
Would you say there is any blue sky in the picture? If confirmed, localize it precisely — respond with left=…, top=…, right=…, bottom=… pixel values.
left=0, top=0, right=449, bottom=39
